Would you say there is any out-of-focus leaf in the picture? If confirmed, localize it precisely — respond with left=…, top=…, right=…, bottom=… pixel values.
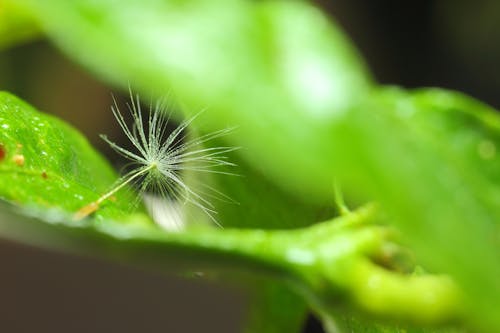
left=15, top=0, right=374, bottom=202
left=203, top=145, right=330, bottom=230
left=0, top=1, right=39, bottom=49
left=242, top=280, right=308, bottom=333
left=336, top=87, right=500, bottom=332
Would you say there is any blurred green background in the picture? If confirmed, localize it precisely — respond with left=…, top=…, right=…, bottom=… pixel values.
left=0, top=1, right=499, bottom=332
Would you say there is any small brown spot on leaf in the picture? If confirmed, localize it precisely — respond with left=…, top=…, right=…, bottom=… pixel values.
left=41, top=171, right=48, bottom=179
left=13, top=154, right=25, bottom=166
left=0, top=144, right=5, bottom=161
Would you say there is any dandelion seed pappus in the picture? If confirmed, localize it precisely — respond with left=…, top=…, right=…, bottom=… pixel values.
left=74, top=90, right=237, bottom=230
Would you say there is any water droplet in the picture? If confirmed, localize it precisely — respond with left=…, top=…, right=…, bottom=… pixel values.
left=477, top=140, right=496, bottom=160
left=1, top=124, right=9, bottom=129
left=285, top=248, right=315, bottom=265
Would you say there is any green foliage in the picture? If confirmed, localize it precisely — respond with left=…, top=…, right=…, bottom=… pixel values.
left=0, top=91, right=135, bottom=221
left=1, top=0, right=499, bottom=332
left=0, top=1, right=39, bottom=49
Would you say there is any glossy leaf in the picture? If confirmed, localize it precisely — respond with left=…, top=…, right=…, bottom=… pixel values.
left=0, top=91, right=141, bottom=222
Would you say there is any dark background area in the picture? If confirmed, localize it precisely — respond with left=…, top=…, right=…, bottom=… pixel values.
left=319, top=0, right=500, bottom=110
left=0, top=1, right=499, bottom=332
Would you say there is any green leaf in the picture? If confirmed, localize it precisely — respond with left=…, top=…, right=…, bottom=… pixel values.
left=343, top=88, right=500, bottom=332
left=204, top=144, right=330, bottom=230
left=242, top=281, right=308, bottom=333
left=0, top=91, right=143, bottom=222
left=15, top=0, right=373, bottom=202
left=0, top=1, right=40, bottom=50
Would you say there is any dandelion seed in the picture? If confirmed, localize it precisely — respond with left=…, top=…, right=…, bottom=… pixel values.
left=74, top=91, right=237, bottom=226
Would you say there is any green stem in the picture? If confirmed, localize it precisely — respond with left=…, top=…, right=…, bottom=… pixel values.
left=94, top=204, right=462, bottom=325
left=2, top=201, right=463, bottom=325
left=340, top=258, right=462, bottom=323
left=333, top=180, right=350, bottom=215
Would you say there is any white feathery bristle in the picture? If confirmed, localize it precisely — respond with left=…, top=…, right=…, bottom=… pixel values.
left=95, top=90, right=236, bottom=228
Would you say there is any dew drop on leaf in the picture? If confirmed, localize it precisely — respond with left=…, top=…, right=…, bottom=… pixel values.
left=477, top=140, right=496, bottom=160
